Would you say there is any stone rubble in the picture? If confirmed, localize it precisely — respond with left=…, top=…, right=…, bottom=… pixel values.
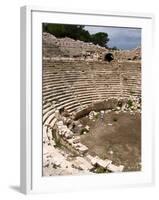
left=90, top=156, right=98, bottom=166
left=43, top=32, right=107, bottom=61
left=108, top=123, right=113, bottom=126
left=85, top=125, right=90, bottom=131
left=43, top=32, right=141, bottom=61
left=89, top=111, right=98, bottom=120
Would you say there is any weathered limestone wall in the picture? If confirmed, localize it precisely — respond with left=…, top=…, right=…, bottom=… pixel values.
left=43, top=32, right=107, bottom=61
left=73, top=97, right=141, bottom=120
left=43, top=32, right=141, bottom=61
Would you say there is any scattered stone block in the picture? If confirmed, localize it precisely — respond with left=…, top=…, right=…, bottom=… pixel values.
left=85, top=125, right=90, bottom=131
left=116, top=106, right=121, bottom=111
left=89, top=111, right=94, bottom=120
left=77, top=144, right=88, bottom=154
left=108, top=150, right=114, bottom=155
left=72, top=143, right=81, bottom=148
left=78, top=124, right=83, bottom=128
left=67, top=138, right=74, bottom=145
left=56, top=120, right=63, bottom=127
left=108, top=123, right=112, bottom=126
left=86, top=154, right=94, bottom=162
left=58, top=125, right=67, bottom=136
left=89, top=111, right=98, bottom=120
left=97, top=159, right=112, bottom=169
left=55, top=110, right=60, bottom=119
left=105, top=109, right=111, bottom=114
left=50, top=140, right=56, bottom=146
left=64, top=131, right=73, bottom=139
left=72, top=136, right=80, bottom=143
left=100, top=110, right=105, bottom=119
left=107, top=164, right=124, bottom=172
left=90, top=156, right=99, bottom=166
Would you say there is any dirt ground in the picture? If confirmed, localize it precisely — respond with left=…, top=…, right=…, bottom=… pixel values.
left=80, top=111, right=141, bottom=172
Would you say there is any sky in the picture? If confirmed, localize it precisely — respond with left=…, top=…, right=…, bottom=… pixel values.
left=84, top=26, right=141, bottom=50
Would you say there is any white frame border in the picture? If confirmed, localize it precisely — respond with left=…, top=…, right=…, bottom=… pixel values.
left=20, top=6, right=154, bottom=194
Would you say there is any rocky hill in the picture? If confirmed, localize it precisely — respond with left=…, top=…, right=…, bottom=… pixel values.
left=43, top=32, right=141, bottom=61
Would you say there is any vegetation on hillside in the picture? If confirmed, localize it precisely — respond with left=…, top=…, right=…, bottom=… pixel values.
left=43, top=23, right=109, bottom=48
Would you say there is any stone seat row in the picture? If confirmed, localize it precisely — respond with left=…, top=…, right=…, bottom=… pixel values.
left=42, top=61, right=141, bottom=131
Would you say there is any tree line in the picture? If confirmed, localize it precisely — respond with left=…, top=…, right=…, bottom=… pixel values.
left=43, top=23, right=110, bottom=48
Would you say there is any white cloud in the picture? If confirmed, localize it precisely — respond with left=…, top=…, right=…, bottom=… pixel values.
left=84, top=26, right=141, bottom=50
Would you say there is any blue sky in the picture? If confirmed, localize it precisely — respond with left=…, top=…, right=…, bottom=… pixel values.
left=84, top=26, right=141, bottom=50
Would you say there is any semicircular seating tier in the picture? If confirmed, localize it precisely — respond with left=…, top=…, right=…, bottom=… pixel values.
left=42, top=60, right=141, bottom=130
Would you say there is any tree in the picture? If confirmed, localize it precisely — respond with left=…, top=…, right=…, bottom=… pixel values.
left=43, top=24, right=66, bottom=37
left=110, top=46, right=119, bottom=51
left=91, top=32, right=109, bottom=47
left=43, top=23, right=88, bottom=40
left=43, top=23, right=109, bottom=48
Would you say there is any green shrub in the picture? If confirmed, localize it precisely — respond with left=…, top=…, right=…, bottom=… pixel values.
left=127, top=99, right=133, bottom=108
left=95, top=167, right=106, bottom=173
left=80, top=128, right=89, bottom=135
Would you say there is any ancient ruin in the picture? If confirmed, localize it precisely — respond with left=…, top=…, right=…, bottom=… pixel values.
left=42, top=32, right=141, bottom=176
